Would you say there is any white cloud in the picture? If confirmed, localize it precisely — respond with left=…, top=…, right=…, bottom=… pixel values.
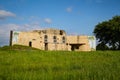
left=29, top=16, right=41, bottom=21
left=0, top=24, right=19, bottom=46
left=66, top=7, right=72, bottom=13
left=0, top=10, right=16, bottom=20
left=0, top=23, right=41, bottom=46
left=44, top=18, right=52, bottom=24
left=22, top=23, right=41, bottom=31
left=0, top=24, right=19, bottom=38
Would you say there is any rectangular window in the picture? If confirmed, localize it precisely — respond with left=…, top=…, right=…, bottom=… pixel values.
left=60, top=30, right=63, bottom=35
left=44, top=35, right=48, bottom=43
left=62, top=36, right=65, bottom=43
left=53, top=36, right=57, bottom=43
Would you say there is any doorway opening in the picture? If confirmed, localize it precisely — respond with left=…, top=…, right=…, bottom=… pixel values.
left=70, top=44, right=80, bottom=51
left=29, top=41, right=32, bottom=47
left=45, top=43, right=48, bottom=50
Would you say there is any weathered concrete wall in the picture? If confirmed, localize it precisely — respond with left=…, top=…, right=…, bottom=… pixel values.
left=10, top=28, right=95, bottom=51
left=66, top=35, right=91, bottom=51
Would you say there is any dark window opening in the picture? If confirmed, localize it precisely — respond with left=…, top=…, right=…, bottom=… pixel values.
left=76, top=46, right=79, bottom=49
left=44, top=35, right=48, bottom=43
left=29, top=41, right=32, bottom=47
left=60, top=30, right=63, bottom=35
left=71, top=44, right=80, bottom=51
left=53, top=36, right=57, bottom=43
left=32, top=39, right=36, bottom=41
left=71, top=45, right=75, bottom=51
left=62, top=36, right=65, bottom=43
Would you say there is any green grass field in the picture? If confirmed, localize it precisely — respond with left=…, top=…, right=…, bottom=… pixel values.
left=0, top=46, right=120, bottom=80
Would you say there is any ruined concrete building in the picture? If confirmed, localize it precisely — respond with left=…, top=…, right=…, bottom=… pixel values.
left=10, top=28, right=96, bottom=51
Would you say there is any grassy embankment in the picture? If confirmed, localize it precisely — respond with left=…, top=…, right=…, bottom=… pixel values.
left=0, top=45, right=120, bottom=80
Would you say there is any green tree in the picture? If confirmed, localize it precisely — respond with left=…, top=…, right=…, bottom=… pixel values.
left=93, top=16, right=120, bottom=50
left=96, top=42, right=109, bottom=50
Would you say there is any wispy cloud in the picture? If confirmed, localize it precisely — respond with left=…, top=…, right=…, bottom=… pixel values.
left=0, top=24, right=19, bottom=38
left=0, top=10, right=16, bottom=20
left=66, top=7, right=73, bottom=13
left=0, top=24, right=19, bottom=46
left=0, top=23, right=41, bottom=46
left=44, top=18, right=52, bottom=24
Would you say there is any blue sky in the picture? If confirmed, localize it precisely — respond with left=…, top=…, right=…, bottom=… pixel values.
left=0, top=0, right=120, bottom=46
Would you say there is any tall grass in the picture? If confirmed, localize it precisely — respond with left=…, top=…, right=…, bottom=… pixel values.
left=0, top=48, right=120, bottom=80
